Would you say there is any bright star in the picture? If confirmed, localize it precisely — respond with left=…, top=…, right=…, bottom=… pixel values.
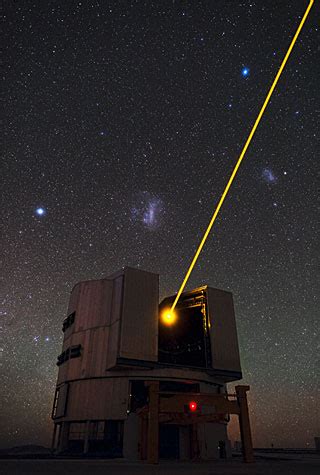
left=35, top=207, right=46, bottom=216
left=242, top=67, right=249, bottom=77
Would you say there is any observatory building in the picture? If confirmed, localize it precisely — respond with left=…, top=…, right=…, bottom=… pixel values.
left=51, top=267, right=250, bottom=461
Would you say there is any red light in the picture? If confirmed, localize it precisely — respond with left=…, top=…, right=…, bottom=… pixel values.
left=189, top=401, right=197, bottom=412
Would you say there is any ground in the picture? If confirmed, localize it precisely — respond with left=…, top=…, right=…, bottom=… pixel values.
left=1, top=454, right=320, bottom=475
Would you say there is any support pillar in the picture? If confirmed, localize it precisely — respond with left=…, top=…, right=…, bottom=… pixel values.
left=146, top=381, right=159, bottom=464
left=235, top=385, right=254, bottom=463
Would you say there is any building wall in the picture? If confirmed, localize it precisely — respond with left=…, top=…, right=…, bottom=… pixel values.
left=197, top=423, right=231, bottom=459
left=65, top=378, right=129, bottom=420
left=196, top=381, right=231, bottom=460
left=53, top=268, right=242, bottom=460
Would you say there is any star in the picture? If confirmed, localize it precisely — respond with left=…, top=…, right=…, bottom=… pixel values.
left=241, top=67, right=250, bottom=77
left=35, top=207, right=46, bottom=216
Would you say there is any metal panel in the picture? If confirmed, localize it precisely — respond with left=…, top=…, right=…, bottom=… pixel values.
left=84, top=326, right=109, bottom=377
left=65, top=378, right=128, bottom=420
left=55, top=383, right=69, bottom=418
left=110, top=275, right=124, bottom=325
left=106, top=320, right=120, bottom=369
left=206, top=288, right=241, bottom=373
left=74, top=279, right=113, bottom=331
left=119, top=268, right=159, bottom=362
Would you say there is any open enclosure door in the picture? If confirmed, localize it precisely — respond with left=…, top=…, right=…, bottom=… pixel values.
left=119, top=268, right=159, bottom=362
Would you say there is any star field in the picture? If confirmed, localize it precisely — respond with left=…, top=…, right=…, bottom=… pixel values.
left=1, top=0, right=319, bottom=449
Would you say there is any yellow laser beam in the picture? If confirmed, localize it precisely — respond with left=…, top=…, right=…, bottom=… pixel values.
left=170, top=0, right=314, bottom=313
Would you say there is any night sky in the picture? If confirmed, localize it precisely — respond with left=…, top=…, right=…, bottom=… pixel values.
left=2, top=0, right=319, bottom=450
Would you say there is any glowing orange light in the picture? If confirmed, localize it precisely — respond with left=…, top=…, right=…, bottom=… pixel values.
left=161, top=309, right=177, bottom=326
left=189, top=401, right=197, bottom=412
